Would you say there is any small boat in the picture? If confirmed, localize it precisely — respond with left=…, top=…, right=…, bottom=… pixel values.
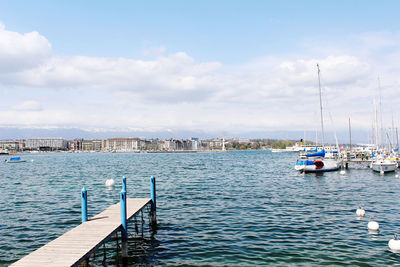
left=271, top=148, right=287, bottom=153
left=295, top=150, right=343, bottom=173
left=5, top=157, right=27, bottom=163
left=370, top=156, right=397, bottom=173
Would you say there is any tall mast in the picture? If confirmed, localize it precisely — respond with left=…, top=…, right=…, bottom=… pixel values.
left=317, top=64, right=325, bottom=148
left=348, top=117, right=352, bottom=150
left=378, top=77, right=383, bottom=149
left=374, top=99, right=379, bottom=147
left=392, top=114, right=395, bottom=150
left=371, top=110, right=375, bottom=145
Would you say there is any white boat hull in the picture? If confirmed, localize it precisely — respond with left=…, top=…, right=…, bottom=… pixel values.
left=271, top=149, right=287, bottom=153
left=371, top=161, right=397, bottom=173
left=295, top=158, right=343, bottom=173
left=5, top=157, right=27, bottom=163
left=6, top=160, right=27, bottom=163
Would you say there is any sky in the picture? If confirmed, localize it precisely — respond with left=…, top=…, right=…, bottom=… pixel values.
left=0, top=1, right=400, bottom=142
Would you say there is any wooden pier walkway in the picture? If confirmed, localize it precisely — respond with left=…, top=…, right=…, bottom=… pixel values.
left=11, top=198, right=152, bottom=267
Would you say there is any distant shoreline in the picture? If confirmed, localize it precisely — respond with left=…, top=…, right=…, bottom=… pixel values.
left=0, top=150, right=234, bottom=155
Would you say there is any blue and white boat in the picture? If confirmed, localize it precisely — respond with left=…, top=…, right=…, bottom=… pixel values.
left=5, top=157, right=27, bottom=163
left=295, top=150, right=342, bottom=173
left=294, top=64, right=343, bottom=173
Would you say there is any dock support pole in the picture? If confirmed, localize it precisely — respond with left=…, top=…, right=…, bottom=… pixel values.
left=150, top=176, right=157, bottom=225
left=120, top=177, right=128, bottom=262
left=81, top=187, right=88, bottom=223
left=122, top=176, right=126, bottom=192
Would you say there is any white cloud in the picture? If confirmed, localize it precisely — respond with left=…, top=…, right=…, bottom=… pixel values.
left=0, top=26, right=51, bottom=73
left=12, top=100, right=42, bottom=111
left=3, top=52, right=222, bottom=104
left=1, top=23, right=400, bottom=137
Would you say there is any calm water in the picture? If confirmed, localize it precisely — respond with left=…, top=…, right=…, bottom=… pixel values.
left=1, top=151, right=400, bottom=266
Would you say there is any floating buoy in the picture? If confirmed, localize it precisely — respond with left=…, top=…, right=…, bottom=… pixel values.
left=380, top=170, right=385, bottom=175
left=389, top=235, right=400, bottom=251
left=395, top=174, right=399, bottom=178
left=356, top=206, right=366, bottom=217
left=340, top=170, right=346, bottom=175
left=105, top=178, right=115, bottom=187
left=367, top=217, right=379, bottom=231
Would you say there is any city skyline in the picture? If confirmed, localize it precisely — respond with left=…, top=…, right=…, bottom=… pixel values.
left=1, top=1, right=400, bottom=141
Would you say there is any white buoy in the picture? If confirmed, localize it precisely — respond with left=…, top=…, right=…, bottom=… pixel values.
left=380, top=170, right=385, bottom=175
left=356, top=206, right=365, bottom=217
left=340, top=170, right=346, bottom=175
left=396, top=174, right=399, bottom=178
left=105, top=178, right=115, bottom=187
left=367, top=217, right=379, bottom=231
left=389, top=235, right=400, bottom=251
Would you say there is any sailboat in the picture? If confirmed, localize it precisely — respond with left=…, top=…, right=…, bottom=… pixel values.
left=369, top=79, right=398, bottom=174
left=370, top=155, right=397, bottom=173
left=295, top=64, right=343, bottom=173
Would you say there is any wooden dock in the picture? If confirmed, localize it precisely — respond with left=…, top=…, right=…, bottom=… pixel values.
left=11, top=198, right=152, bottom=267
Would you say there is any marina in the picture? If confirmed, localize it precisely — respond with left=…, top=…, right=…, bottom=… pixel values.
left=1, top=1, right=400, bottom=266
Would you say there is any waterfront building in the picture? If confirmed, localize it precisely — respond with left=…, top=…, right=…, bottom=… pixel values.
left=0, top=140, right=24, bottom=152
left=207, top=138, right=224, bottom=150
left=105, top=138, right=140, bottom=152
left=161, top=139, right=177, bottom=151
left=158, top=139, right=199, bottom=151
left=82, top=140, right=103, bottom=151
left=68, top=139, right=83, bottom=151
left=25, top=138, right=68, bottom=151
left=141, top=139, right=159, bottom=151
left=190, top=138, right=200, bottom=150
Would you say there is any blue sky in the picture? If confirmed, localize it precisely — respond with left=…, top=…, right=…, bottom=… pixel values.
left=2, top=1, right=399, bottom=62
left=0, top=1, right=400, bottom=141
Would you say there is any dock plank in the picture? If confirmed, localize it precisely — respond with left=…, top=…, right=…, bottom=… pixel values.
left=11, top=198, right=151, bottom=267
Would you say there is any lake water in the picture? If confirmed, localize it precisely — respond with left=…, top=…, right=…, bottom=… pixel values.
left=1, top=151, right=400, bottom=266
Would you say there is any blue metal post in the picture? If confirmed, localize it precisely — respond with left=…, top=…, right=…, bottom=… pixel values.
left=81, top=187, right=88, bottom=223
left=120, top=189, right=127, bottom=240
left=150, top=176, right=157, bottom=227
left=122, top=176, right=127, bottom=192
left=120, top=183, right=128, bottom=261
left=150, top=176, right=156, bottom=211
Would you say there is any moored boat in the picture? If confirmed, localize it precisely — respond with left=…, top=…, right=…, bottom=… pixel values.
left=271, top=148, right=287, bottom=153
left=5, top=157, right=27, bottom=163
left=295, top=150, right=343, bottom=173
left=294, top=64, right=342, bottom=173
left=370, top=156, right=397, bottom=173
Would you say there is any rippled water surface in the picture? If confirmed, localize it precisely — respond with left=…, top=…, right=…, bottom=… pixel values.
left=2, top=151, right=400, bottom=266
